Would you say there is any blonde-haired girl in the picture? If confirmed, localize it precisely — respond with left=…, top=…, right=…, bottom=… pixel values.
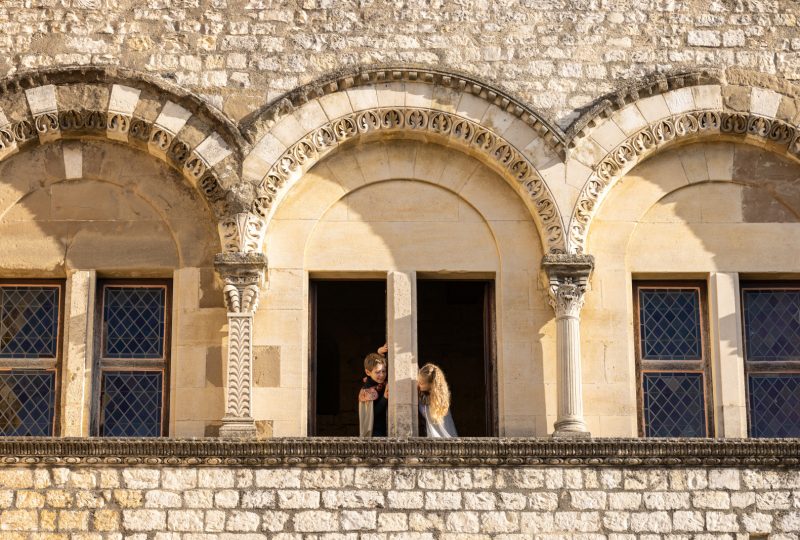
left=417, top=363, right=458, bottom=438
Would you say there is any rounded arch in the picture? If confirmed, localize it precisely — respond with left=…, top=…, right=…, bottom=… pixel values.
left=565, top=68, right=800, bottom=254
left=242, top=66, right=568, bottom=254
left=0, top=66, right=249, bottom=226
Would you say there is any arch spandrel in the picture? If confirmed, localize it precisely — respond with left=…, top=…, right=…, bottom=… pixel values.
left=241, top=68, right=569, bottom=255
left=564, top=69, right=800, bottom=255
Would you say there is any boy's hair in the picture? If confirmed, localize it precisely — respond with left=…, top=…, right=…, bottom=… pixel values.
left=364, top=353, right=387, bottom=371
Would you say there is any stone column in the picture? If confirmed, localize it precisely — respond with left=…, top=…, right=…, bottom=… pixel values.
left=61, top=270, right=96, bottom=437
left=709, top=272, right=748, bottom=437
left=386, top=271, right=418, bottom=437
left=542, top=254, right=594, bottom=438
left=214, top=252, right=267, bottom=438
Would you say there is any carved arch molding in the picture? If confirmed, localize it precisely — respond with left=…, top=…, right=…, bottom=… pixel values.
left=3, top=66, right=800, bottom=256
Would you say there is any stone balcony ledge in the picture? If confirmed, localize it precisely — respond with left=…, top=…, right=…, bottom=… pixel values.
left=0, top=437, right=799, bottom=468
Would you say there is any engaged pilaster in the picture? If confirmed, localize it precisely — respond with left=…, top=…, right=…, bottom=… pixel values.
left=214, top=252, right=267, bottom=439
left=542, top=254, right=594, bottom=438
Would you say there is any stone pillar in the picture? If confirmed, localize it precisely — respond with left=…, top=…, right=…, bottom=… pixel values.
left=214, top=252, right=267, bottom=438
left=61, top=270, right=96, bottom=437
left=542, top=254, right=594, bottom=438
left=386, top=271, right=418, bottom=437
left=709, top=272, right=748, bottom=437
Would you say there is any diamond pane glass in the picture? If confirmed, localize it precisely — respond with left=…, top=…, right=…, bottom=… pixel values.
left=743, top=289, right=800, bottom=361
left=0, top=286, right=59, bottom=359
left=749, top=374, right=800, bottom=438
left=103, top=287, right=165, bottom=359
left=643, top=372, right=707, bottom=437
left=101, top=371, right=163, bottom=437
left=0, top=370, right=55, bottom=436
left=639, top=289, right=702, bottom=360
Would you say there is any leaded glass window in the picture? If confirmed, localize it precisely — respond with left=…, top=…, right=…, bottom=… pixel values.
left=0, top=282, right=62, bottom=437
left=95, top=282, right=170, bottom=437
left=742, top=284, right=800, bottom=438
left=634, top=283, right=711, bottom=437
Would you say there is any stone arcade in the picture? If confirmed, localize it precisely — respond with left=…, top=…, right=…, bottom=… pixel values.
left=1, top=1, right=800, bottom=537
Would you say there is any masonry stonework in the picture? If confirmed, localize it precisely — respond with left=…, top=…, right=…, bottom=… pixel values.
left=2, top=464, right=800, bottom=538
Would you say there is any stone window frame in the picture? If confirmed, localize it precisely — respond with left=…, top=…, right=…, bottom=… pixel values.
left=0, top=278, right=65, bottom=436
left=740, top=280, right=800, bottom=438
left=633, top=280, right=714, bottom=438
left=90, top=279, right=172, bottom=437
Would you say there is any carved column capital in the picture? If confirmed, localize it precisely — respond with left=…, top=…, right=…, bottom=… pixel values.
left=542, top=254, right=594, bottom=319
left=214, top=252, right=267, bottom=314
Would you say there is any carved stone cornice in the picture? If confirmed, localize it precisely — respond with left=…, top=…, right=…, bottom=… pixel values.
left=214, top=252, right=267, bottom=314
left=1, top=438, right=799, bottom=468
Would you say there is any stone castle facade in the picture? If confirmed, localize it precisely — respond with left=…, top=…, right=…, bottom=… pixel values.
left=1, top=0, right=800, bottom=537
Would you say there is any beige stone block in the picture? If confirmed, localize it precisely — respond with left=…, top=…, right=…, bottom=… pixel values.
left=698, top=183, right=743, bottom=223
left=704, top=143, right=734, bottom=180
left=384, top=139, right=419, bottom=180
left=480, top=104, right=516, bottom=136
left=431, top=84, right=460, bottom=113
left=456, top=92, right=491, bottom=122
left=270, top=113, right=307, bottom=147
left=352, top=141, right=391, bottom=182
left=322, top=150, right=367, bottom=192
left=174, top=420, right=206, bottom=437
left=570, top=136, right=607, bottom=168
left=193, top=133, right=232, bottom=167
left=276, top=167, right=345, bottom=220
left=155, top=101, right=192, bottom=134
left=611, top=105, right=648, bottom=135
left=108, top=84, right=141, bottom=115
left=437, top=152, right=480, bottom=193
left=692, top=85, right=723, bottom=110
left=635, top=94, right=671, bottom=123
left=26, top=85, right=57, bottom=115
left=265, top=219, right=316, bottom=269
left=375, top=82, right=406, bottom=108
left=343, top=180, right=459, bottom=223
left=174, top=387, right=223, bottom=421
left=501, top=119, right=538, bottom=152
left=253, top=345, right=280, bottom=387
left=522, top=134, right=559, bottom=170
left=591, top=120, right=627, bottom=153
left=294, top=99, right=328, bottom=133
left=750, top=87, right=782, bottom=117
left=60, top=269, right=95, bottom=437
left=252, top=388, right=304, bottom=421
left=678, top=145, right=710, bottom=183
left=346, top=85, right=379, bottom=111
left=305, top=220, right=498, bottom=272
left=62, top=142, right=82, bottom=180
left=412, top=142, right=448, bottom=182
left=259, top=308, right=304, bottom=348
left=317, top=92, right=353, bottom=120
left=490, top=220, right=541, bottom=268
left=177, top=310, right=225, bottom=345
left=175, top=346, right=207, bottom=388
left=663, top=87, right=696, bottom=115
left=404, top=82, right=434, bottom=109
left=459, top=167, right=530, bottom=222
left=243, top=133, right=287, bottom=183
left=586, top=221, right=635, bottom=267
left=263, top=268, right=306, bottom=310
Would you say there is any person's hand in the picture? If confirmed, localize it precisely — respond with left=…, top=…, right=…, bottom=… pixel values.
left=377, top=343, right=388, bottom=355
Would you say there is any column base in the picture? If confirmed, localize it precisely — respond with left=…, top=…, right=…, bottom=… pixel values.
left=552, top=418, right=591, bottom=438
left=219, top=416, right=257, bottom=438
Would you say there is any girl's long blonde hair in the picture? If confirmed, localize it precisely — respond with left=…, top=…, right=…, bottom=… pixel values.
left=418, top=363, right=450, bottom=423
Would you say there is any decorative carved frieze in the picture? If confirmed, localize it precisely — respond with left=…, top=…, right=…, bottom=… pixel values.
left=0, top=437, right=799, bottom=468
left=219, top=212, right=266, bottom=254
left=569, top=110, right=800, bottom=254
left=257, top=106, right=567, bottom=255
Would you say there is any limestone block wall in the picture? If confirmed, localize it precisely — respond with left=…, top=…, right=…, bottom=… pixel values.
left=0, top=464, right=798, bottom=538
left=3, top=0, right=799, bottom=129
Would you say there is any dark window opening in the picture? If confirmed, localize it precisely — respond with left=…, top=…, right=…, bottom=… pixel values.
left=310, top=280, right=386, bottom=436
left=417, top=279, right=496, bottom=437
